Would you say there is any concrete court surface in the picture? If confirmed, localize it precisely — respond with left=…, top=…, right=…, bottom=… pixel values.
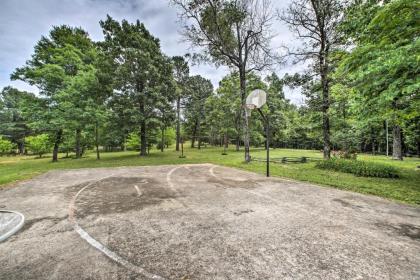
left=0, top=163, right=419, bottom=280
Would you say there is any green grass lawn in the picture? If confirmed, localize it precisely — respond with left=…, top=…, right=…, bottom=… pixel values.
left=1, top=146, right=419, bottom=205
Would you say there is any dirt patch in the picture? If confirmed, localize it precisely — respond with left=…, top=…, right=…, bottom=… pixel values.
left=375, top=222, right=420, bottom=240
left=73, top=177, right=177, bottom=219
left=233, top=209, right=254, bottom=216
left=333, top=198, right=364, bottom=210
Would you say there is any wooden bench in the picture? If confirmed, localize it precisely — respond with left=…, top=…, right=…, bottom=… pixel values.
left=252, top=156, right=321, bottom=163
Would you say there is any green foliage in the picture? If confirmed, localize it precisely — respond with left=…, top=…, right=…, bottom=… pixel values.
left=11, top=25, right=101, bottom=161
left=162, top=128, right=176, bottom=147
left=206, top=72, right=269, bottom=146
left=125, top=132, right=140, bottom=151
left=25, top=134, right=51, bottom=157
left=0, top=136, right=15, bottom=156
left=0, top=87, right=35, bottom=152
left=338, top=0, right=419, bottom=127
left=100, top=16, right=175, bottom=155
left=184, top=75, right=213, bottom=145
left=316, top=158, right=399, bottom=178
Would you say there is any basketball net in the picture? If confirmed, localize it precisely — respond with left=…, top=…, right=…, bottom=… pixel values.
left=245, top=104, right=255, bottom=117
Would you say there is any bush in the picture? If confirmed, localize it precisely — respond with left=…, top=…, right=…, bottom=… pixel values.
left=332, top=150, right=357, bottom=160
left=0, top=137, right=15, bottom=156
left=26, top=134, right=51, bottom=158
left=316, top=158, right=399, bottom=178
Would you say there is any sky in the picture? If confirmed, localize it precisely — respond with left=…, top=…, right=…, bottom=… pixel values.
left=0, top=0, right=306, bottom=105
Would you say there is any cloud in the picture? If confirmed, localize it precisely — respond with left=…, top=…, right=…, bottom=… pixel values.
left=0, top=0, right=306, bottom=104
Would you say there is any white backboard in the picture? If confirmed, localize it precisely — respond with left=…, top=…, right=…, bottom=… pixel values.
left=246, top=89, right=267, bottom=109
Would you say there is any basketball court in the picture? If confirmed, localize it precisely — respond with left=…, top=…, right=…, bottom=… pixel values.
left=0, top=164, right=419, bottom=279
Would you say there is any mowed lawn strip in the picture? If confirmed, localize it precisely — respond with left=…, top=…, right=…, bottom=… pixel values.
left=0, top=147, right=419, bottom=205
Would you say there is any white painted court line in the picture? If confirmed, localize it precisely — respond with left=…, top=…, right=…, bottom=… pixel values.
left=134, top=185, right=142, bottom=197
left=1, top=214, right=18, bottom=229
left=68, top=175, right=165, bottom=280
left=166, top=166, right=183, bottom=192
left=73, top=224, right=162, bottom=279
left=0, top=210, right=25, bottom=243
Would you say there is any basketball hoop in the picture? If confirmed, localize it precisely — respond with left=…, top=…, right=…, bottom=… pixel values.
left=245, top=89, right=270, bottom=177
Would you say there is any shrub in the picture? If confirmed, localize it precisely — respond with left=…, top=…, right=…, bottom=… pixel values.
left=0, top=137, right=15, bottom=156
left=316, top=158, right=399, bottom=178
left=26, top=134, right=51, bottom=158
left=332, top=150, right=357, bottom=160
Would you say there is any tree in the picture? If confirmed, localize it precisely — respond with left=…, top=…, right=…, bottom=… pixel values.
left=265, top=73, right=288, bottom=147
left=172, top=0, right=276, bottom=162
left=90, top=49, right=114, bottom=159
left=172, top=56, right=190, bottom=151
left=338, top=0, right=419, bottom=160
left=12, top=25, right=99, bottom=161
left=207, top=73, right=242, bottom=150
left=157, top=84, right=176, bottom=152
left=206, top=71, right=267, bottom=150
left=0, top=87, right=35, bottom=154
left=100, top=16, right=174, bottom=156
left=26, top=134, right=50, bottom=158
left=280, top=0, right=345, bottom=159
left=184, top=75, right=213, bottom=149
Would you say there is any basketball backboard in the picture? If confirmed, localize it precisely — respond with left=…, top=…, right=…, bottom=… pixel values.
left=246, top=89, right=267, bottom=109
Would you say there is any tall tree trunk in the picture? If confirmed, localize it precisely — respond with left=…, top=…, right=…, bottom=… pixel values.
left=236, top=135, right=240, bottom=151
left=75, top=129, right=82, bottom=159
left=371, top=127, right=376, bottom=155
left=95, top=121, right=100, bottom=160
left=140, top=120, right=147, bottom=156
left=321, top=86, right=331, bottom=159
left=191, top=121, right=197, bottom=148
left=18, top=142, right=24, bottom=155
left=239, top=67, right=250, bottom=162
left=392, top=125, right=403, bottom=160
left=197, top=120, right=201, bottom=150
left=224, top=130, right=228, bottom=149
left=138, top=82, right=147, bottom=156
left=52, top=129, right=62, bottom=162
left=176, top=96, right=180, bottom=151
left=319, top=49, right=331, bottom=159
left=139, top=111, right=147, bottom=157
left=161, top=128, right=165, bottom=152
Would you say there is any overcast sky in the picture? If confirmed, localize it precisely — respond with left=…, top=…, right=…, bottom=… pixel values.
left=0, top=0, right=306, bottom=105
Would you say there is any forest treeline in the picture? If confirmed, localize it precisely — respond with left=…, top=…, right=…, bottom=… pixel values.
left=0, top=0, right=418, bottom=161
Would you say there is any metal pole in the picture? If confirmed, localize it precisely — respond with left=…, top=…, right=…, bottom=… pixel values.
left=257, top=108, right=269, bottom=177
left=266, top=116, right=269, bottom=177
left=386, top=120, right=389, bottom=157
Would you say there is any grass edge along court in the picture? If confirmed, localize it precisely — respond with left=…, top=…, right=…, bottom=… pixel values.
left=1, top=146, right=419, bottom=205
